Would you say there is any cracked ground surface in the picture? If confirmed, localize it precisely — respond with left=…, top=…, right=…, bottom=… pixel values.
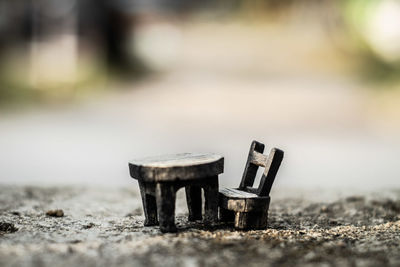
left=0, top=186, right=400, bottom=267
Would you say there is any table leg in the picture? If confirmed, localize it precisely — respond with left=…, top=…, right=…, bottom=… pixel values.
left=203, top=176, right=219, bottom=224
left=185, top=186, right=202, bottom=221
left=138, top=181, right=158, bottom=226
left=156, top=183, right=177, bottom=233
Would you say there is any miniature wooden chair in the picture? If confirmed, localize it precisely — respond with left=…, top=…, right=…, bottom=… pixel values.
left=219, top=141, right=284, bottom=229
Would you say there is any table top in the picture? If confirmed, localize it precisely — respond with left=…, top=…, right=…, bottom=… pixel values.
left=129, top=153, right=224, bottom=182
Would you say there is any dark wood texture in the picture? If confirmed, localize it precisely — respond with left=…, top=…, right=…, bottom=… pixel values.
left=203, top=176, right=219, bottom=223
left=239, top=141, right=265, bottom=189
left=219, top=188, right=270, bottom=212
left=129, top=153, right=224, bottom=182
left=156, top=183, right=177, bottom=233
left=129, top=153, right=224, bottom=233
left=219, top=141, right=283, bottom=230
left=138, top=181, right=158, bottom=226
left=185, top=186, right=202, bottom=221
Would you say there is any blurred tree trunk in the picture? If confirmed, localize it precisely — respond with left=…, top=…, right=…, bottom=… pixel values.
left=78, top=0, right=136, bottom=73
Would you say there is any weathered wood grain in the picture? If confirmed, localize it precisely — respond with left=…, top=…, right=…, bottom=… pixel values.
left=249, top=151, right=268, bottom=167
left=219, top=188, right=270, bottom=212
left=220, top=187, right=260, bottom=199
left=258, top=148, right=284, bottom=196
left=219, top=140, right=283, bottom=230
left=239, top=141, right=264, bottom=189
left=185, top=186, right=202, bottom=221
left=129, top=153, right=223, bottom=232
left=129, top=153, right=224, bottom=182
left=138, top=181, right=158, bottom=226
left=203, top=176, right=219, bottom=223
left=234, top=210, right=269, bottom=230
left=130, top=153, right=223, bottom=167
left=156, top=183, right=177, bottom=233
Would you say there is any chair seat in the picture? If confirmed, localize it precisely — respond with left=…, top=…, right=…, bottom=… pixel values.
left=219, top=188, right=270, bottom=212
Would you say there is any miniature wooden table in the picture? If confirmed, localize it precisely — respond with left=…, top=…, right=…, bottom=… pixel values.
left=129, top=153, right=224, bottom=232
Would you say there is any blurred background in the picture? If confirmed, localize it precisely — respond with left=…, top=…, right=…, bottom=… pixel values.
left=0, top=0, right=400, bottom=190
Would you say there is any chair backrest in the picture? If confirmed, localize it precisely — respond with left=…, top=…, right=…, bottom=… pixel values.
left=239, top=140, right=284, bottom=197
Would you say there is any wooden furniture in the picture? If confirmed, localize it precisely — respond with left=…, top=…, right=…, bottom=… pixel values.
left=129, top=153, right=224, bottom=233
left=219, top=141, right=284, bottom=229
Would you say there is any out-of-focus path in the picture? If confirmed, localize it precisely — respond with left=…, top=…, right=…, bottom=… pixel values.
left=0, top=20, right=399, bottom=189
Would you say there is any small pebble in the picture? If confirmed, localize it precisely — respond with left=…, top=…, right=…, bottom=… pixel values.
left=82, top=223, right=95, bottom=229
left=46, top=209, right=64, bottom=217
left=0, top=222, right=18, bottom=233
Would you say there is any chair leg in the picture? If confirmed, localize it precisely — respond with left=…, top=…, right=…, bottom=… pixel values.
left=156, top=183, right=177, bottom=233
left=203, top=176, right=219, bottom=224
left=219, top=207, right=235, bottom=223
left=234, top=211, right=268, bottom=230
left=138, top=181, right=158, bottom=226
left=185, top=186, right=202, bottom=221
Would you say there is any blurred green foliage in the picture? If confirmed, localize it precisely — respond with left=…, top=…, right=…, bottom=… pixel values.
left=340, top=0, right=400, bottom=83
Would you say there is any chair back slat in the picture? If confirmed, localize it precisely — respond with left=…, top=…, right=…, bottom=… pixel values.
left=250, top=151, right=268, bottom=167
left=239, top=141, right=284, bottom=197
left=238, top=141, right=264, bottom=189
left=257, top=148, right=284, bottom=196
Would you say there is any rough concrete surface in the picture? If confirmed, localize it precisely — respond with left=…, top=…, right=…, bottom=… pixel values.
left=0, top=185, right=399, bottom=267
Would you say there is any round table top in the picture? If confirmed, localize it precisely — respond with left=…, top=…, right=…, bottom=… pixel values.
left=129, top=153, right=224, bottom=182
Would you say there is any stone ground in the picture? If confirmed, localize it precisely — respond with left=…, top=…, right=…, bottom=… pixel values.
left=0, top=186, right=400, bottom=267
